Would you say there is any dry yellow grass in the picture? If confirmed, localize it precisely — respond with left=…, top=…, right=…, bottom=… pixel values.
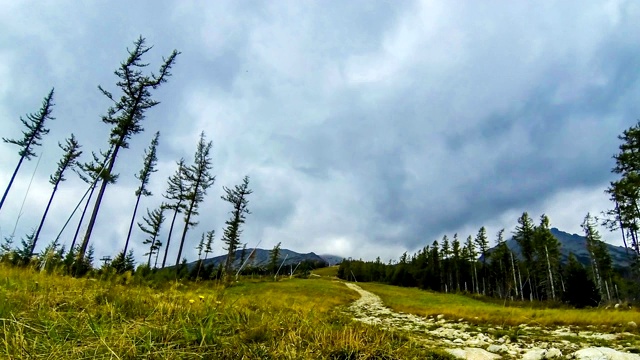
left=0, top=265, right=453, bottom=359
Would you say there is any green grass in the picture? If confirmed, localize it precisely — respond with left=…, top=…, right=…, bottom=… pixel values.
left=358, top=282, right=640, bottom=329
left=312, top=265, right=339, bottom=277
left=0, top=265, right=453, bottom=359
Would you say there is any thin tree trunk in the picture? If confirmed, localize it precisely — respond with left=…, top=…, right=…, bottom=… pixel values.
left=147, top=234, right=157, bottom=268
left=175, top=201, right=196, bottom=273
left=123, top=193, right=143, bottom=255
left=615, top=201, right=630, bottom=255
left=79, top=144, right=120, bottom=261
left=474, top=264, right=479, bottom=294
left=154, top=247, right=160, bottom=269
left=161, top=205, right=180, bottom=268
left=70, top=183, right=96, bottom=251
left=32, top=182, right=60, bottom=254
left=544, top=245, right=556, bottom=301
left=518, top=266, right=524, bottom=301
left=0, top=155, right=26, bottom=213
left=511, top=251, right=519, bottom=297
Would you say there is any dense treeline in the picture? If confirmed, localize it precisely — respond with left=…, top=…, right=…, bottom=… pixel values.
left=338, top=212, right=636, bottom=308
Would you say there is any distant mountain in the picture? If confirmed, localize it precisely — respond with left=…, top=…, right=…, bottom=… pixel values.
left=185, top=248, right=329, bottom=270
left=486, top=228, right=635, bottom=268
left=320, top=254, right=344, bottom=266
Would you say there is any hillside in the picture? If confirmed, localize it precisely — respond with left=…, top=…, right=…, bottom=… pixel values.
left=488, top=228, right=634, bottom=268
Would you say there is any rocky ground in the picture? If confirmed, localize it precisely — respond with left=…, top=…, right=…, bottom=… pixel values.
left=344, top=282, right=640, bottom=360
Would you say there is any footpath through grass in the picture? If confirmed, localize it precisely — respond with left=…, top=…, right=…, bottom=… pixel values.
left=358, top=282, right=640, bottom=329
left=0, top=265, right=453, bottom=359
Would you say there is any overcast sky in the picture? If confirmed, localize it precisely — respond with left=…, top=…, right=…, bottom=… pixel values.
left=1, top=1, right=639, bottom=265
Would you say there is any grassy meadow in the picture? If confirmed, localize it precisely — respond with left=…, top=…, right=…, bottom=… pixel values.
left=0, top=265, right=452, bottom=359
left=358, top=282, right=640, bottom=329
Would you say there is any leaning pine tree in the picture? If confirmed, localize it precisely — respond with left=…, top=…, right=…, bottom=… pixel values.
left=1, top=89, right=55, bottom=213
left=138, top=206, right=165, bottom=268
left=174, top=132, right=215, bottom=272
left=123, top=131, right=160, bottom=256
left=78, top=37, right=179, bottom=262
left=32, top=134, right=82, bottom=254
left=222, top=176, right=253, bottom=279
left=161, top=159, right=188, bottom=268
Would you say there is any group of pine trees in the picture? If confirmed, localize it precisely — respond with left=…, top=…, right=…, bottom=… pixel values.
left=338, top=117, right=640, bottom=308
left=0, top=37, right=253, bottom=280
left=339, top=212, right=619, bottom=308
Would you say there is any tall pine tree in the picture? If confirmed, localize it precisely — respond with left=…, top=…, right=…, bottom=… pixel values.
left=32, top=134, right=82, bottom=254
left=124, top=131, right=160, bottom=255
left=161, top=158, right=188, bottom=268
left=78, top=37, right=179, bottom=262
left=175, top=132, right=215, bottom=271
left=222, top=176, right=253, bottom=278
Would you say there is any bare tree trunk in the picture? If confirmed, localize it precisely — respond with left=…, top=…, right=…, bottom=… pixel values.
left=124, top=193, right=143, bottom=256
left=32, top=182, right=60, bottom=254
left=474, top=264, right=479, bottom=294
left=0, top=154, right=26, bottom=213
left=79, top=145, right=120, bottom=260
left=545, top=245, right=556, bottom=301
left=511, top=251, right=519, bottom=298
left=161, top=205, right=180, bottom=268
left=518, top=267, right=524, bottom=301
left=70, top=183, right=96, bottom=251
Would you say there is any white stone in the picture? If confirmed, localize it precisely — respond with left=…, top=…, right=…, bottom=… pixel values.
left=628, top=321, right=637, bottom=328
left=546, top=348, right=562, bottom=358
left=437, top=314, right=445, bottom=320
left=523, top=348, right=547, bottom=360
left=487, top=344, right=507, bottom=353
left=446, top=347, right=502, bottom=360
left=572, top=347, right=640, bottom=360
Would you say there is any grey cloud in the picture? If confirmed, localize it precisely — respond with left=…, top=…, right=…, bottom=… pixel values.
left=2, top=1, right=640, bottom=264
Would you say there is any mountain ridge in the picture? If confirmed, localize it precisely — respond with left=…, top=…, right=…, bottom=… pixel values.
left=185, top=248, right=343, bottom=270
left=487, top=227, right=634, bottom=268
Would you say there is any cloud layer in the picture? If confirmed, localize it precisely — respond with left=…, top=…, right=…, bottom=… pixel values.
left=1, top=1, right=639, bottom=264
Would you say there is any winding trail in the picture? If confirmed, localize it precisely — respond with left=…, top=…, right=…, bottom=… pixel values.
left=343, top=282, right=640, bottom=360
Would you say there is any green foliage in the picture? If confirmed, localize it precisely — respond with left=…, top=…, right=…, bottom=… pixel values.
left=563, top=254, right=601, bottom=308
left=269, top=242, right=281, bottom=276
left=605, top=120, right=640, bottom=258
left=111, top=250, right=136, bottom=274
left=138, top=206, right=165, bottom=268
left=2, top=89, right=55, bottom=160
left=0, top=89, right=56, bottom=212
left=135, top=131, right=160, bottom=197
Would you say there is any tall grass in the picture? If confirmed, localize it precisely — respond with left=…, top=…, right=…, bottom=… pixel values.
left=0, top=265, right=453, bottom=359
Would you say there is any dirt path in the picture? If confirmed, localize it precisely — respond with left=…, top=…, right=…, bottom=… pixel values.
left=344, top=282, right=640, bottom=359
